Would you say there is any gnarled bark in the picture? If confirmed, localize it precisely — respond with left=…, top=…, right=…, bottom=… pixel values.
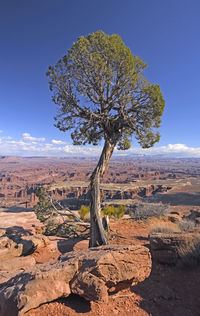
left=89, top=139, right=115, bottom=247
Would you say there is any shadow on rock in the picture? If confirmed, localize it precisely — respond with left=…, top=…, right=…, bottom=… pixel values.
left=57, top=237, right=88, bottom=254
left=57, top=294, right=91, bottom=313
left=4, top=206, right=33, bottom=213
left=146, top=192, right=200, bottom=206
left=6, top=226, right=33, bottom=238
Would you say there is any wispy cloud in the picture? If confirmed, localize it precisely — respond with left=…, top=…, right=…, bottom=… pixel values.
left=127, top=144, right=200, bottom=157
left=22, top=133, right=45, bottom=142
left=0, top=136, right=13, bottom=140
left=0, top=133, right=200, bottom=157
left=51, top=139, right=66, bottom=145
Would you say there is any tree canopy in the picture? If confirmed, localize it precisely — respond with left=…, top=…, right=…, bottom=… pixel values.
left=47, top=30, right=165, bottom=151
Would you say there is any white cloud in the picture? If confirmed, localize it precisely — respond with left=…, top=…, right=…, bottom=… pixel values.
left=126, top=144, right=200, bottom=157
left=0, top=134, right=200, bottom=158
left=0, top=136, right=13, bottom=140
left=22, top=133, right=45, bottom=142
left=51, top=139, right=66, bottom=145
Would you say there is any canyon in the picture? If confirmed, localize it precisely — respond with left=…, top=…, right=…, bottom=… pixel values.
left=1, top=156, right=200, bottom=208
left=1, top=156, right=200, bottom=316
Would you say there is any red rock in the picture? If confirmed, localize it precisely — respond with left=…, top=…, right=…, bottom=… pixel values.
left=149, top=232, right=200, bottom=265
left=0, top=245, right=151, bottom=315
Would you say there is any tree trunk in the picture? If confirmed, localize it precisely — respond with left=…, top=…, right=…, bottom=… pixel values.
left=89, top=139, right=116, bottom=247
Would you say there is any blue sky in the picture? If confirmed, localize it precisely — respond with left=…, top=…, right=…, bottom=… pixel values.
left=0, top=0, right=200, bottom=157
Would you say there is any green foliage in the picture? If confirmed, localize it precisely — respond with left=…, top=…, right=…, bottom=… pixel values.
left=44, top=221, right=78, bottom=238
left=102, top=204, right=126, bottom=219
left=34, top=187, right=56, bottom=223
left=78, top=204, right=126, bottom=220
left=79, top=205, right=90, bottom=220
left=47, top=30, right=165, bottom=150
left=34, top=187, right=77, bottom=238
left=132, top=202, right=169, bottom=220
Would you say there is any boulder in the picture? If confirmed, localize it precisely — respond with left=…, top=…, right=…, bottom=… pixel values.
left=0, top=229, right=6, bottom=237
left=149, top=232, right=200, bottom=265
left=0, top=236, right=23, bottom=261
left=23, top=235, right=50, bottom=251
left=0, top=257, right=36, bottom=271
left=0, top=234, right=49, bottom=264
left=0, top=245, right=151, bottom=316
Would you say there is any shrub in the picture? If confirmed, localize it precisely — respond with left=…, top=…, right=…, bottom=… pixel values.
left=102, top=205, right=126, bottom=219
left=34, top=187, right=58, bottom=223
left=178, top=219, right=196, bottom=232
left=35, top=187, right=79, bottom=238
left=78, top=204, right=126, bottom=221
left=44, top=221, right=78, bottom=238
left=132, top=202, right=169, bottom=220
left=150, top=222, right=180, bottom=234
left=79, top=205, right=90, bottom=220
left=115, top=205, right=126, bottom=219
left=178, top=237, right=200, bottom=268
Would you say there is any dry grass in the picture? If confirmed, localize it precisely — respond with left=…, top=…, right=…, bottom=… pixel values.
left=178, top=237, right=200, bottom=268
left=150, top=221, right=180, bottom=234
left=178, top=219, right=196, bottom=232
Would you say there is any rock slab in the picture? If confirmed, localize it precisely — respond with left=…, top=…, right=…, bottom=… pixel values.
left=149, top=232, right=200, bottom=265
left=0, top=244, right=151, bottom=315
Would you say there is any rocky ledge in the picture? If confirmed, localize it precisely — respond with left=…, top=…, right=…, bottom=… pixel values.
left=149, top=232, right=200, bottom=265
left=0, top=244, right=151, bottom=316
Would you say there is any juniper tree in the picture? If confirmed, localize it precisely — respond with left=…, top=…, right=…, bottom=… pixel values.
left=46, top=30, right=165, bottom=247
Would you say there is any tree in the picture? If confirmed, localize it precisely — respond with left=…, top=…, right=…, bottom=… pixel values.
left=46, top=30, right=165, bottom=247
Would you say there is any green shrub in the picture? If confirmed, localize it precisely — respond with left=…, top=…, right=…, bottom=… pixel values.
left=178, top=219, right=196, bottom=232
left=78, top=204, right=126, bottom=221
left=102, top=205, right=126, bottom=219
left=132, top=202, right=169, bottom=220
left=35, top=187, right=78, bottom=238
left=34, top=187, right=57, bottom=223
left=178, top=237, right=200, bottom=268
left=79, top=205, right=90, bottom=220
left=44, top=221, right=78, bottom=238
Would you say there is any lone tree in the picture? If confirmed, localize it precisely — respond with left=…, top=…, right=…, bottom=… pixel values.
left=47, top=31, right=165, bottom=247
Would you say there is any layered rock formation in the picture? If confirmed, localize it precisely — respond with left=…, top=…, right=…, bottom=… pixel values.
left=0, top=156, right=194, bottom=208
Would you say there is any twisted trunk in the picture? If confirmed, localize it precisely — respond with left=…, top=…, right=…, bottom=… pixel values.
left=89, top=139, right=116, bottom=247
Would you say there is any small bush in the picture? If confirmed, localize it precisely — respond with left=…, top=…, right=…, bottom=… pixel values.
left=34, top=187, right=56, bottom=223
left=102, top=205, right=126, bottom=219
left=44, top=221, right=78, bottom=238
left=78, top=205, right=90, bottom=220
left=178, top=237, right=200, bottom=268
left=78, top=204, right=126, bottom=221
left=150, top=222, right=180, bottom=234
left=132, top=202, right=169, bottom=220
left=178, top=219, right=196, bottom=232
